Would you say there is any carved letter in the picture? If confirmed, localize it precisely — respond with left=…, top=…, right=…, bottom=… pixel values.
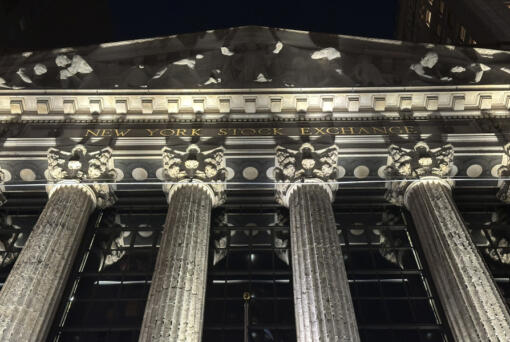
left=114, top=129, right=131, bottom=137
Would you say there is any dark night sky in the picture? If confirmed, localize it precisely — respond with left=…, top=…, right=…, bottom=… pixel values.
left=108, top=0, right=399, bottom=41
left=1, top=0, right=399, bottom=51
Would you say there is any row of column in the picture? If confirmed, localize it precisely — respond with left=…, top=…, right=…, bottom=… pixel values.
left=0, top=141, right=509, bottom=341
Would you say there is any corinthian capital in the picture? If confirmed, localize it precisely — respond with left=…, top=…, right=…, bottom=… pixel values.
left=162, top=144, right=226, bottom=207
left=46, top=145, right=117, bottom=208
left=497, top=144, right=510, bottom=203
left=274, top=143, right=340, bottom=207
left=385, top=141, right=454, bottom=206
left=0, top=167, right=8, bottom=206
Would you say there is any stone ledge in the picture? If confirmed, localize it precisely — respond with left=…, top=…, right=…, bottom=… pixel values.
left=0, top=89, right=508, bottom=117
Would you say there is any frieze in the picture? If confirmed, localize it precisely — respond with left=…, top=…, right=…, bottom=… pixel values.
left=0, top=118, right=510, bottom=139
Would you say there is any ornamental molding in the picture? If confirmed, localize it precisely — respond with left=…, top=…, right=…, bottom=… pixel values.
left=0, top=88, right=508, bottom=119
left=479, top=209, right=510, bottom=266
left=274, top=143, right=340, bottom=207
left=0, top=167, right=8, bottom=206
left=46, top=145, right=117, bottom=208
left=497, top=143, right=510, bottom=204
left=161, top=144, right=226, bottom=207
left=384, top=141, right=454, bottom=206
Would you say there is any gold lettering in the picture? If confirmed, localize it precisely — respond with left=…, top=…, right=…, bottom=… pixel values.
left=258, top=128, right=271, bottom=135
left=358, top=127, right=370, bottom=134
left=218, top=128, right=228, bottom=136
left=273, top=128, right=283, bottom=136
left=314, top=127, right=327, bottom=135
left=371, top=127, right=388, bottom=134
left=404, top=126, right=417, bottom=134
left=339, top=127, right=355, bottom=135
left=160, top=129, right=175, bottom=136
left=240, top=128, right=257, bottom=135
left=146, top=128, right=159, bottom=136
left=115, top=129, right=131, bottom=137
left=389, top=126, right=403, bottom=134
left=101, top=129, right=112, bottom=136
left=326, top=127, right=339, bottom=134
left=191, top=129, right=201, bottom=136
left=175, top=129, right=187, bottom=136
left=86, top=129, right=99, bottom=137
left=301, top=127, right=312, bottom=135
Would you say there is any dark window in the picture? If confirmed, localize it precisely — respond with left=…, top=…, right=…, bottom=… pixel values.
left=48, top=191, right=167, bottom=342
left=456, top=187, right=510, bottom=309
left=203, top=191, right=295, bottom=342
left=1, top=188, right=454, bottom=342
left=334, top=189, right=451, bottom=342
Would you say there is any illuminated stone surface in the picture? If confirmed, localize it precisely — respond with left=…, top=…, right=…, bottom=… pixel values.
left=1, top=26, right=510, bottom=90
left=275, top=143, right=360, bottom=342
left=0, top=186, right=94, bottom=341
left=287, top=185, right=360, bottom=342
left=139, top=145, right=226, bottom=341
left=139, top=185, right=212, bottom=342
left=386, top=142, right=510, bottom=341
left=405, top=179, right=510, bottom=341
left=0, top=146, right=116, bottom=341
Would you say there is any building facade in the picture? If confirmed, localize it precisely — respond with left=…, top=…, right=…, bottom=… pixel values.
left=0, top=26, right=509, bottom=341
left=396, top=0, right=510, bottom=49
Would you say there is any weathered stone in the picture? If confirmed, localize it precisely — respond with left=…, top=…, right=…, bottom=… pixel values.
left=0, top=167, right=8, bottom=206
left=274, top=143, right=339, bottom=207
left=497, top=143, right=510, bottom=204
left=139, top=144, right=226, bottom=342
left=385, top=141, right=453, bottom=206
left=405, top=179, right=510, bottom=341
left=162, top=144, right=225, bottom=207
left=139, top=185, right=212, bottom=342
left=288, top=185, right=360, bottom=342
left=0, top=145, right=116, bottom=341
left=47, top=144, right=117, bottom=208
left=275, top=143, right=360, bottom=342
left=386, top=141, right=510, bottom=341
left=0, top=186, right=94, bottom=341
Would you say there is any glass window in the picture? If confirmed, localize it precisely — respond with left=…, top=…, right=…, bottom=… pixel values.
left=333, top=189, right=451, bottom=341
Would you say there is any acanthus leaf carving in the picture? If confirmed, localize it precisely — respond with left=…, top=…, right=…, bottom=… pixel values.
left=384, top=141, right=454, bottom=206
left=46, top=145, right=117, bottom=208
left=162, top=144, right=226, bottom=207
left=0, top=167, right=7, bottom=206
left=497, top=143, right=510, bottom=204
left=274, top=143, right=339, bottom=207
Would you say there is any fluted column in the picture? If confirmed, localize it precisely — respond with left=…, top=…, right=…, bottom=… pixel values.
left=139, top=144, right=225, bottom=342
left=386, top=141, right=510, bottom=342
left=0, top=145, right=116, bottom=342
left=275, top=143, right=360, bottom=342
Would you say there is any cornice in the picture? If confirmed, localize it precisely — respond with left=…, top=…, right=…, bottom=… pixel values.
left=0, top=87, right=507, bottom=121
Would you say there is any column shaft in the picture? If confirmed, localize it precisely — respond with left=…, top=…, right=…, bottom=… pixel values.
left=139, top=184, right=212, bottom=342
left=0, top=186, right=94, bottom=342
left=289, top=185, right=360, bottom=342
left=406, top=180, right=510, bottom=341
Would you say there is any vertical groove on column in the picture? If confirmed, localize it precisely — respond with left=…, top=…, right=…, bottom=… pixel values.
left=139, top=184, right=212, bottom=342
left=407, top=181, right=510, bottom=342
left=289, top=185, right=360, bottom=342
left=0, top=186, right=94, bottom=342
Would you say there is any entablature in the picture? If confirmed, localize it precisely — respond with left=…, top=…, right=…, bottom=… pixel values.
left=0, top=86, right=508, bottom=120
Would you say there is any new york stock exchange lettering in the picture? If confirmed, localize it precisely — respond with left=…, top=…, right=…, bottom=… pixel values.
left=84, top=125, right=418, bottom=137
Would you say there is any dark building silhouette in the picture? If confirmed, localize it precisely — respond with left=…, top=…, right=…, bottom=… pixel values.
left=396, top=0, right=510, bottom=49
left=0, top=0, right=113, bottom=53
